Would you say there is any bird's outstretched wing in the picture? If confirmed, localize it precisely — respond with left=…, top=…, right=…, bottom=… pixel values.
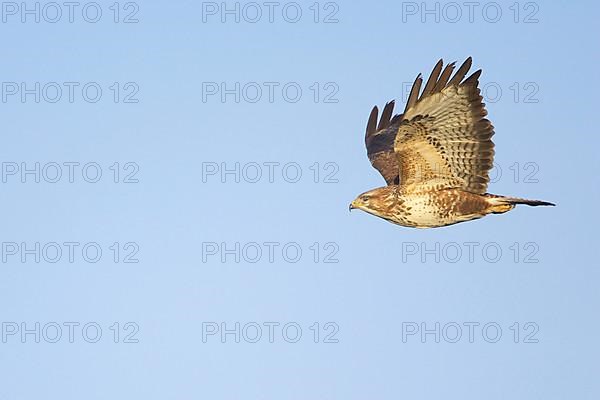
left=364, top=57, right=495, bottom=194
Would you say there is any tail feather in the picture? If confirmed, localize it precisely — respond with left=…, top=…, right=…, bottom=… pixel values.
left=486, top=194, right=555, bottom=214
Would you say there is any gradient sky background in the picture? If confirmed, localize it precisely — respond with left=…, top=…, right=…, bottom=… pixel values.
left=1, top=0, right=599, bottom=399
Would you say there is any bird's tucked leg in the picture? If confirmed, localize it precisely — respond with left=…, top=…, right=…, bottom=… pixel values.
left=488, top=203, right=515, bottom=214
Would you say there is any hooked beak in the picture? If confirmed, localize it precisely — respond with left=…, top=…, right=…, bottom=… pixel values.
left=349, top=203, right=355, bottom=212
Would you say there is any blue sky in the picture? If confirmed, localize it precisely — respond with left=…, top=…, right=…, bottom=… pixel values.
left=1, top=1, right=599, bottom=399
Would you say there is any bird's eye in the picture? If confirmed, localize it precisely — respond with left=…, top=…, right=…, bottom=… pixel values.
left=361, top=196, right=369, bottom=202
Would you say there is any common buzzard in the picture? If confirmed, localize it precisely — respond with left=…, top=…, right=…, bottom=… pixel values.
left=350, top=57, right=554, bottom=228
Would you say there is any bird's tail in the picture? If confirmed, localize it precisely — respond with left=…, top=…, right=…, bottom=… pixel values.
left=485, top=194, right=555, bottom=214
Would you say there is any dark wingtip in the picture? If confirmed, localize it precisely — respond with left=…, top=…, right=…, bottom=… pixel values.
left=404, top=73, right=423, bottom=113
left=365, top=105, right=379, bottom=138
left=377, top=100, right=396, bottom=131
left=448, top=57, right=473, bottom=86
left=462, top=69, right=482, bottom=86
left=517, top=199, right=556, bottom=207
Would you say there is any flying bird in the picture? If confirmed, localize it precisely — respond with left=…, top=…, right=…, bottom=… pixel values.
left=350, top=57, right=554, bottom=228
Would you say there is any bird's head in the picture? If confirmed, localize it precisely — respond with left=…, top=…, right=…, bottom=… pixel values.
left=349, top=186, right=397, bottom=217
